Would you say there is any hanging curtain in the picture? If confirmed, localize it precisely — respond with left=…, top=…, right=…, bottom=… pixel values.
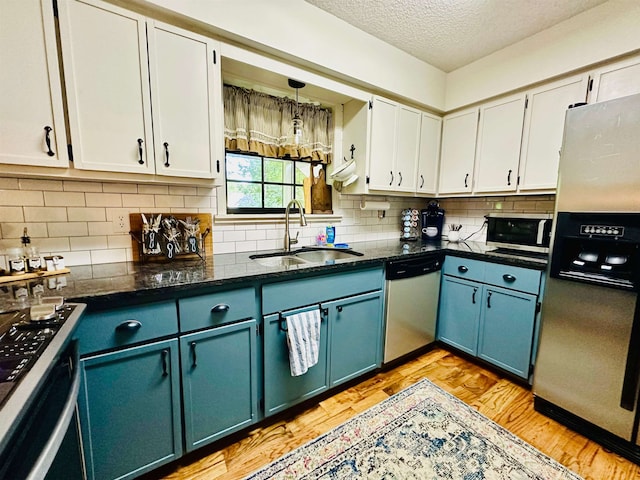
left=223, top=84, right=333, bottom=164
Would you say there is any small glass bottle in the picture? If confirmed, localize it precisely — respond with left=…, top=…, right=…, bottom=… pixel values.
left=8, top=248, right=26, bottom=275
left=26, top=246, right=42, bottom=272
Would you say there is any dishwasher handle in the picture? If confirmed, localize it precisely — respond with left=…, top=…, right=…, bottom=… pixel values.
left=386, top=256, right=442, bottom=280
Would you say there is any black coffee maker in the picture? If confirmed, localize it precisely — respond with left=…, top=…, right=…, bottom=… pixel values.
left=421, top=201, right=445, bottom=241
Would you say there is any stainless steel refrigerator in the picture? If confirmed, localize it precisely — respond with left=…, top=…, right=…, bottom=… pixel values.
left=533, top=93, right=640, bottom=463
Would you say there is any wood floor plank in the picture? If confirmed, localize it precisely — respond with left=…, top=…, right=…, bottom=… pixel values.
left=157, top=347, right=640, bottom=480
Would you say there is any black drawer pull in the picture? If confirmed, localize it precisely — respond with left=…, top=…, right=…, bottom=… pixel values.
left=115, top=320, right=142, bottom=332
left=472, top=287, right=477, bottom=304
left=163, top=142, right=170, bottom=167
left=211, top=304, right=230, bottom=314
left=161, top=349, right=169, bottom=376
left=458, top=265, right=469, bottom=273
left=190, top=341, right=197, bottom=368
left=503, top=274, right=516, bottom=283
left=137, top=138, right=144, bottom=164
left=337, top=306, right=343, bottom=313
left=487, top=291, right=492, bottom=308
left=44, top=126, right=55, bottom=156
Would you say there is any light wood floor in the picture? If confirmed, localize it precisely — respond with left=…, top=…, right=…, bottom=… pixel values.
left=158, top=347, right=640, bottom=480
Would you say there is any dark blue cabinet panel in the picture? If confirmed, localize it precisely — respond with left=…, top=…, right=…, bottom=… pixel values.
left=78, top=339, right=182, bottom=480
left=437, top=276, right=482, bottom=355
left=180, top=320, right=258, bottom=451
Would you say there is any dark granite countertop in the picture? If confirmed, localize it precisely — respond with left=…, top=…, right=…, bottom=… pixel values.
left=0, top=240, right=548, bottom=313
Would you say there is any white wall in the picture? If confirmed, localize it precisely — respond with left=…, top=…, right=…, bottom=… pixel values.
left=445, top=0, right=640, bottom=110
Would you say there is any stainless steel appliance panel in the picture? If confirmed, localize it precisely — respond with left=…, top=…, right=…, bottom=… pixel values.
left=534, top=277, right=637, bottom=439
left=556, top=93, right=640, bottom=213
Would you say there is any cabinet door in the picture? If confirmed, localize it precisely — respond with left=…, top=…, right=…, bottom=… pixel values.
left=437, top=276, right=481, bottom=355
left=519, top=75, right=588, bottom=191
left=393, top=105, right=421, bottom=192
left=438, top=108, right=478, bottom=194
left=591, top=55, right=640, bottom=103
left=326, top=291, right=383, bottom=387
left=478, top=286, right=537, bottom=379
left=78, top=339, right=182, bottom=480
left=181, top=320, right=257, bottom=452
left=416, top=112, right=442, bottom=196
left=474, top=94, right=526, bottom=193
left=367, top=96, right=398, bottom=190
left=148, top=22, right=221, bottom=179
left=0, top=0, right=68, bottom=167
left=59, top=0, right=154, bottom=174
left=263, top=306, right=328, bottom=416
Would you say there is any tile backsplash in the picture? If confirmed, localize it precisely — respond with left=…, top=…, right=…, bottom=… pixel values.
left=0, top=176, right=555, bottom=268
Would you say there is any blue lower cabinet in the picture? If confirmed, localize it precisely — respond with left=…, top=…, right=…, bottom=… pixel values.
left=437, top=276, right=482, bottom=355
left=78, top=339, right=182, bottom=480
left=477, top=287, right=537, bottom=378
left=326, top=291, right=383, bottom=387
left=180, top=320, right=258, bottom=452
left=263, top=306, right=329, bottom=416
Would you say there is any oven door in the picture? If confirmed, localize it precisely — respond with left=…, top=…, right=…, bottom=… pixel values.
left=0, top=340, right=85, bottom=480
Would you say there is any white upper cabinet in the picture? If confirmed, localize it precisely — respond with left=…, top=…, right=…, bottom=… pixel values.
left=438, top=107, right=478, bottom=194
left=0, top=0, right=68, bottom=168
left=366, top=97, right=432, bottom=194
left=589, top=55, right=640, bottom=103
left=518, top=75, right=588, bottom=191
left=474, top=93, right=526, bottom=193
left=59, top=0, right=221, bottom=179
left=415, top=112, right=442, bottom=196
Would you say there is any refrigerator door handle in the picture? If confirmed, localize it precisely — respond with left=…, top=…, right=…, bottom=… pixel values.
left=620, top=300, right=640, bottom=411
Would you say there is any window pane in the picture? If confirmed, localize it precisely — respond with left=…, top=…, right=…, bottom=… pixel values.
left=264, top=158, right=293, bottom=183
left=226, top=153, right=262, bottom=181
left=227, top=182, right=262, bottom=208
left=265, top=185, right=294, bottom=208
left=295, top=162, right=311, bottom=183
left=295, top=185, right=305, bottom=202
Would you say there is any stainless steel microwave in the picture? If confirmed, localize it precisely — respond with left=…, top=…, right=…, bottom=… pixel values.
left=486, top=213, right=553, bottom=253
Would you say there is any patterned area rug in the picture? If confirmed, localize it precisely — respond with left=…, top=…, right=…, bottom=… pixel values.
left=245, top=379, right=583, bottom=479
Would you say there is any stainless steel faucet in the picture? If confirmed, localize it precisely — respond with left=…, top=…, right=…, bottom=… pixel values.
left=284, top=199, right=307, bottom=251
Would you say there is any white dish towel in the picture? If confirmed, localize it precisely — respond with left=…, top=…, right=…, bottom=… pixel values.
left=285, top=309, right=321, bottom=376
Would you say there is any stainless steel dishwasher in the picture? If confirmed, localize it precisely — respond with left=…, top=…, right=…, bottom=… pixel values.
left=384, top=254, right=442, bottom=364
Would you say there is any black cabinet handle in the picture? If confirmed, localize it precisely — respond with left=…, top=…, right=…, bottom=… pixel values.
left=137, top=138, right=144, bottom=164
left=321, top=307, right=329, bottom=317
left=503, top=274, right=516, bottom=283
left=163, top=142, right=170, bottom=167
left=115, top=320, right=142, bottom=332
left=389, top=171, right=394, bottom=186
left=161, top=349, right=169, bottom=376
left=507, top=169, right=512, bottom=186
left=211, top=304, right=230, bottom=314
left=44, top=126, right=54, bottom=156
left=464, top=173, right=469, bottom=188
left=397, top=171, right=402, bottom=186
left=458, top=265, right=468, bottom=273
left=472, top=287, right=477, bottom=304
left=487, top=291, right=492, bottom=308
left=337, top=305, right=343, bottom=313
left=190, top=341, right=197, bottom=368
left=419, top=175, right=424, bottom=189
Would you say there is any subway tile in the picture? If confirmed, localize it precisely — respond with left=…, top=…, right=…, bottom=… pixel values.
left=24, top=206, right=67, bottom=222
left=223, top=230, right=246, bottom=242
left=37, top=237, right=70, bottom=252
left=85, top=193, right=123, bottom=207
left=0, top=207, right=24, bottom=222
left=0, top=178, right=19, bottom=189
left=47, top=222, right=89, bottom=237
left=44, top=191, right=85, bottom=207
left=213, top=242, right=235, bottom=254
left=67, top=207, right=106, bottom=222
left=245, top=229, right=266, bottom=241
left=138, top=184, right=168, bottom=195
left=58, top=250, right=92, bottom=267
left=235, top=240, right=258, bottom=252
left=184, top=196, right=212, bottom=209
left=70, top=236, right=108, bottom=250
left=122, top=194, right=155, bottom=208
left=0, top=190, right=44, bottom=206
left=102, top=183, right=139, bottom=194
left=88, top=221, right=113, bottom=236
left=155, top=195, right=184, bottom=208
left=107, top=235, right=132, bottom=249
left=197, top=186, right=216, bottom=196
left=90, top=249, right=127, bottom=264
left=169, top=186, right=198, bottom=196
left=19, top=178, right=63, bottom=191
left=63, top=181, right=102, bottom=192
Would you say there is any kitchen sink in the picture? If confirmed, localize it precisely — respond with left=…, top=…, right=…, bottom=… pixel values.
left=249, top=247, right=363, bottom=267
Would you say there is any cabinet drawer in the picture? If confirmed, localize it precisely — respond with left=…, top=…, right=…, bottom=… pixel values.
left=262, top=267, right=383, bottom=314
left=484, top=262, right=542, bottom=294
left=442, top=256, right=485, bottom=282
left=179, top=287, right=257, bottom=332
left=76, top=301, right=178, bottom=355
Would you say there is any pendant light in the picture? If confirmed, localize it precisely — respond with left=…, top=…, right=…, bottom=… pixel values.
left=288, top=79, right=306, bottom=145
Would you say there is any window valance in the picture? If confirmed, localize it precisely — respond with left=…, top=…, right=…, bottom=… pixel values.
left=223, top=84, right=333, bottom=164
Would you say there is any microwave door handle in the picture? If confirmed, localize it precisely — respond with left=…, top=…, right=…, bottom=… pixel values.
left=536, top=220, right=546, bottom=245
left=620, top=302, right=640, bottom=411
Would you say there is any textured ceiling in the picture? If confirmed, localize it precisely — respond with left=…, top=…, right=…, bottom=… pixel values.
left=304, top=0, right=609, bottom=72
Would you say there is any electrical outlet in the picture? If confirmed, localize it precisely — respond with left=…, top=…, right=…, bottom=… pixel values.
left=113, top=214, right=129, bottom=234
